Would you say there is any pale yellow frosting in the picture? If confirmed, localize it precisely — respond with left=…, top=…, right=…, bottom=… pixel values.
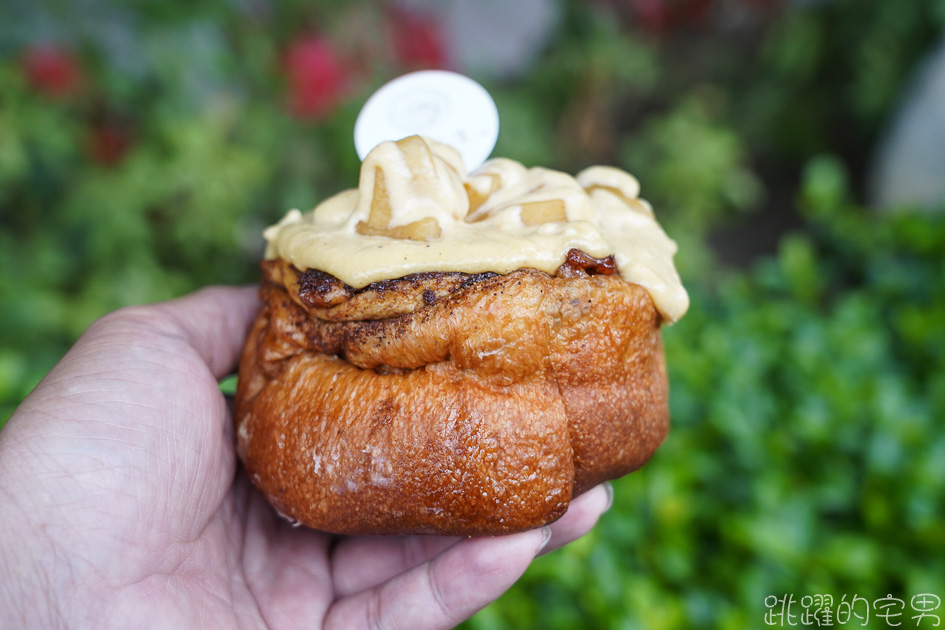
left=264, top=136, right=689, bottom=323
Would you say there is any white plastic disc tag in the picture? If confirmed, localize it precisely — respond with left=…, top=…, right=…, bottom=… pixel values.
left=354, top=71, right=499, bottom=172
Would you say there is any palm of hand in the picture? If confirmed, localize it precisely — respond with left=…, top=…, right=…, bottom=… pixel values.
left=0, top=287, right=610, bottom=630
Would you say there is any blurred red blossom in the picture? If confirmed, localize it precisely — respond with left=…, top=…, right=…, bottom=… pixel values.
left=86, top=121, right=135, bottom=167
left=283, top=35, right=348, bottom=120
left=389, top=7, right=448, bottom=70
left=21, top=44, right=84, bottom=99
left=607, top=0, right=782, bottom=35
left=739, top=0, right=785, bottom=11
left=677, top=0, right=713, bottom=25
left=629, top=0, right=676, bottom=35
left=630, top=0, right=714, bottom=35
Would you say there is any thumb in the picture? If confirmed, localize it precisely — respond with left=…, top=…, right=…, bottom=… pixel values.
left=12, top=285, right=260, bottom=421
left=146, top=285, right=261, bottom=379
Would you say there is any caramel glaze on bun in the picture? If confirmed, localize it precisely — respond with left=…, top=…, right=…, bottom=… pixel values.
left=235, top=249, right=668, bottom=536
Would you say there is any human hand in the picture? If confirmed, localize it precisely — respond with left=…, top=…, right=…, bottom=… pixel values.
left=0, top=286, right=613, bottom=629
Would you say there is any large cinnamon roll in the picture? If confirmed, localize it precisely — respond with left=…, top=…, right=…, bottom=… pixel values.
left=235, top=135, right=688, bottom=535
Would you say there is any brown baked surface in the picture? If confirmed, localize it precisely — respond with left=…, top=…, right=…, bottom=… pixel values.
left=234, top=253, right=669, bottom=535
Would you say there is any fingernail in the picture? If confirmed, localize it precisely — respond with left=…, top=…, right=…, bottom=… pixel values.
left=536, top=526, right=553, bottom=554
left=602, top=482, right=615, bottom=513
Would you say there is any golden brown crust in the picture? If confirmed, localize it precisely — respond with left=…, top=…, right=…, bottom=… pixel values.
left=234, top=259, right=668, bottom=536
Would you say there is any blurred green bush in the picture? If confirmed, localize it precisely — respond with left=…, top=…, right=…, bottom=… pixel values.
left=2, top=0, right=944, bottom=627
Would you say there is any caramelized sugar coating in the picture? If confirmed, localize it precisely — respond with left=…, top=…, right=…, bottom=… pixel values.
left=235, top=254, right=668, bottom=536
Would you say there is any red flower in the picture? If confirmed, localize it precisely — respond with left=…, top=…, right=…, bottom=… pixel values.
left=630, top=0, right=675, bottom=36
left=21, top=44, right=84, bottom=99
left=87, top=121, right=134, bottom=167
left=678, top=0, right=712, bottom=26
left=739, top=0, right=785, bottom=10
left=389, top=8, right=448, bottom=70
left=628, top=0, right=717, bottom=36
left=283, top=35, right=348, bottom=120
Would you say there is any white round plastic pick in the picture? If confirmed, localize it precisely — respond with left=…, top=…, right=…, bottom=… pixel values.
left=354, top=70, right=499, bottom=172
